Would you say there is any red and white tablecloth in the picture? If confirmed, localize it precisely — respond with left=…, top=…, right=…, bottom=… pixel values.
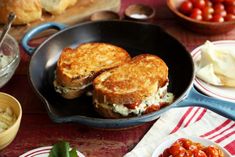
left=124, top=106, right=235, bottom=157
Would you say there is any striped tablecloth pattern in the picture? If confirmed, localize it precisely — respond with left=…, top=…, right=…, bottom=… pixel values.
left=124, top=107, right=235, bottom=157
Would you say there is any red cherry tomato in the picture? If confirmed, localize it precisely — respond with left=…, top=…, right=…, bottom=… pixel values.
left=213, top=3, right=225, bottom=11
left=226, top=6, right=235, bottom=14
left=214, top=3, right=227, bottom=17
left=191, top=8, right=203, bottom=14
left=211, top=0, right=224, bottom=3
left=177, top=138, right=192, bottom=150
left=168, top=144, right=186, bottom=156
left=184, top=150, right=194, bottom=157
left=205, top=0, right=213, bottom=7
left=202, top=7, right=214, bottom=20
left=214, top=9, right=227, bottom=17
left=211, top=14, right=225, bottom=22
left=190, top=13, right=203, bottom=20
left=189, top=0, right=196, bottom=3
left=203, top=13, right=213, bottom=21
left=179, top=1, right=194, bottom=14
left=144, top=104, right=160, bottom=114
left=193, top=0, right=206, bottom=9
left=124, top=102, right=140, bottom=109
left=224, top=13, right=235, bottom=21
left=161, top=139, right=225, bottom=157
left=203, top=145, right=223, bottom=157
left=188, top=144, right=199, bottom=152
left=224, top=0, right=235, bottom=6
left=162, top=148, right=171, bottom=157
left=194, top=142, right=204, bottom=150
left=202, top=6, right=214, bottom=14
left=190, top=8, right=203, bottom=20
left=193, top=149, right=207, bottom=157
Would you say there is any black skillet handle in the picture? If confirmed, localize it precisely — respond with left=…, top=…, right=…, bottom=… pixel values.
left=21, top=22, right=66, bottom=55
left=177, top=86, right=235, bottom=120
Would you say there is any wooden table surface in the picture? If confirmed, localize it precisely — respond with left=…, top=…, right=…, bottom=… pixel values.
left=0, top=0, right=235, bottom=157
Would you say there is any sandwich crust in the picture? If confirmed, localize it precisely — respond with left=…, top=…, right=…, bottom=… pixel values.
left=55, top=42, right=131, bottom=99
left=93, top=54, right=169, bottom=105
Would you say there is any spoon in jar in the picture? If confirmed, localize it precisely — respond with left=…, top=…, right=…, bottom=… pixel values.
left=0, top=12, right=16, bottom=48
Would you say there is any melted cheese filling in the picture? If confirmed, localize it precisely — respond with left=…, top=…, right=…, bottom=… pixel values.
left=95, top=83, right=174, bottom=116
left=53, top=80, right=92, bottom=94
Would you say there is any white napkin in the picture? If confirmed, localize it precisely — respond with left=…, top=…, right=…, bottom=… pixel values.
left=124, top=107, right=235, bottom=157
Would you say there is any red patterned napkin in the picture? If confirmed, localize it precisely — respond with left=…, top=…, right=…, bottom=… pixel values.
left=124, top=107, right=235, bottom=157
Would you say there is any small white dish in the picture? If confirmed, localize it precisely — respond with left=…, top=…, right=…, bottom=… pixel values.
left=152, top=136, right=231, bottom=157
left=192, top=40, right=235, bottom=103
left=19, top=146, right=85, bottom=157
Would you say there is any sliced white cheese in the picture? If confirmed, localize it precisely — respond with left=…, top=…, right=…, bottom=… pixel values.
left=196, top=64, right=222, bottom=86
left=196, top=41, right=235, bottom=87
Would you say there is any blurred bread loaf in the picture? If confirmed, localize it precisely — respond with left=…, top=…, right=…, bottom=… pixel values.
left=0, top=0, right=78, bottom=25
left=40, top=0, right=78, bottom=15
left=0, top=0, right=42, bottom=25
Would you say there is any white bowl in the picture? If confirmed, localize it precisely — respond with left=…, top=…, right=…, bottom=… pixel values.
left=0, top=32, right=20, bottom=88
left=152, top=136, right=231, bottom=157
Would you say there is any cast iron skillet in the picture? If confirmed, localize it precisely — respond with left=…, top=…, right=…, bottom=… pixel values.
left=21, top=20, right=235, bottom=129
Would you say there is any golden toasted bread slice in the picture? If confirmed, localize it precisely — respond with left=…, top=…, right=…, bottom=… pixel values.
left=93, top=54, right=169, bottom=105
left=54, top=42, right=131, bottom=99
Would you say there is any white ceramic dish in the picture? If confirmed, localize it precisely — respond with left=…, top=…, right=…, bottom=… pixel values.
left=19, top=146, right=85, bottom=157
left=152, top=136, right=231, bottom=157
left=192, top=40, right=235, bottom=103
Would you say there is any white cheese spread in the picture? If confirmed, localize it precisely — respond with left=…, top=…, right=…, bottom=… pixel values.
left=95, top=83, right=174, bottom=116
left=113, top=92, right=174, bottom=116
left=196, top=41, right=235, bottom=87
left=53, top=80, right=92, bottom=94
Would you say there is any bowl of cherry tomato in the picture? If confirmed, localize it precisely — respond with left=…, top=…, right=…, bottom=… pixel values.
left=152, top=136, right=231, bottom=157
left=166, top=0, right=235, bottom=34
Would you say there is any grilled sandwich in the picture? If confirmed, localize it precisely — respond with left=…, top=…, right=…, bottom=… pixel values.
left=54, top=43, right=131, bottom=99
left=93, top=54, right=174, bottom=118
